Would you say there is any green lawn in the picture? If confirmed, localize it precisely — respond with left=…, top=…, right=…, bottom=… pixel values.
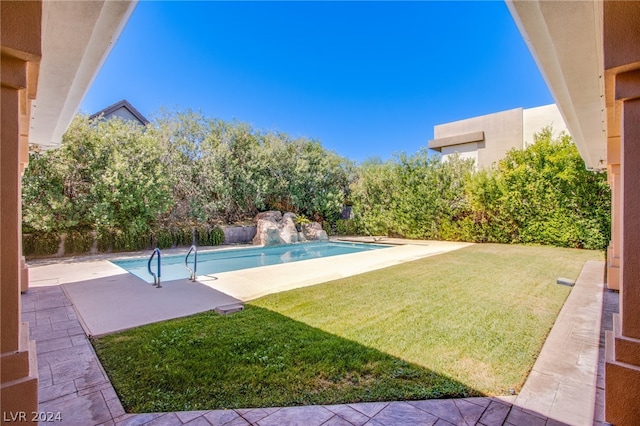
left=92, top=243, right=602, bottom=412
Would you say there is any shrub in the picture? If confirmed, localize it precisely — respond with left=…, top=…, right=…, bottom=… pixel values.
left=64, top=231, right=94, bottom=255
left=23, top=233, right=61, bottom=257
left=335, top=219, right=359, bottom=235
left=197, top=226, right=224, bottom=246
left=321, top=221, right=334, bottom=236
left=112, top=230, right=152, bottom=252
left=155, top=228, right=174, bottom=249
left=172, top=227, right=194, bottom=247
left=350, top=129, right=610, bottom=249
left=494, top=129, right=610, bottom=249
left=194, top=226, right=225, bottom=246
left=97, top=231, right=114, bottom=252
left=211, top=227, right=225, bottom=246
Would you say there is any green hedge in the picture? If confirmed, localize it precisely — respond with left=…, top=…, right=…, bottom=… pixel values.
left=335, top=219, right=360, bottom=236
left=350, top=130, right=611, bottom=250
left=196, top=226, right=225, bottom=246
left=23, top=233, right=61, bottom=257
left=64, top=231, right=94, bottom=255
left=23, top=226, right=223, bottom=258
left=97, top=230, right=153, bottom=253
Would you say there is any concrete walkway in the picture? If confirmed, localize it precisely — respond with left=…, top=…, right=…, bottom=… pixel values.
left=22, top=248, right=614, bottom=425
left=513, top=261, right=608, bottom=425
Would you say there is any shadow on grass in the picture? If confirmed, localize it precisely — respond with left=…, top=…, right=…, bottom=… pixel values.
left=92, top=305, right=482, bottom=413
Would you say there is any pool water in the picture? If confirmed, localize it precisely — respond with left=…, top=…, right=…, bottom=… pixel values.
left=111, top=241, right=389, bottom=283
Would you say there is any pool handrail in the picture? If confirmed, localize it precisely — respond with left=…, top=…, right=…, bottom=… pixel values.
left=147, top=248, right=162, bottom=288
left=185, top=245, right=197, bottom=281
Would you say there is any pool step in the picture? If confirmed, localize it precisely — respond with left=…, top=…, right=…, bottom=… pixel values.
left=214, top=303, right=244, bottom=315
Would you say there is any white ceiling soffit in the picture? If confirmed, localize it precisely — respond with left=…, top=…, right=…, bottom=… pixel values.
left=30, top=0, right=137, bottom=149
left=506, top=0, right=606, bottom=170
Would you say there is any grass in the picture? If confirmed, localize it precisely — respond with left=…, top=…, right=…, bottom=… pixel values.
left=92, top=243, right=602, bottom=412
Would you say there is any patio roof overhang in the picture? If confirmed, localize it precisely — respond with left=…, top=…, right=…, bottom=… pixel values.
left=506, top=0, right=607, bottom=170
left=29, top=0, right=137, bottom=151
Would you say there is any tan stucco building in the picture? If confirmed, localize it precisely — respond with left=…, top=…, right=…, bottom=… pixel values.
left=1, top=1, right=639, bottom=424
left=428, top=104, right=568, bottom=169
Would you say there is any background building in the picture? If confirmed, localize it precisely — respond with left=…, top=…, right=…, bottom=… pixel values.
left=428, top=104, right=568, bottom=168
left=89, top=99, right=149, bottom=126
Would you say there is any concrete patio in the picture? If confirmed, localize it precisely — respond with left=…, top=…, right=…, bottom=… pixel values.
left=22, top=244, right=615, bottom=425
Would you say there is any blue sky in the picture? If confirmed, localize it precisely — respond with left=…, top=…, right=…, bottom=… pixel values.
left=81, top=1, right=553, bottom=163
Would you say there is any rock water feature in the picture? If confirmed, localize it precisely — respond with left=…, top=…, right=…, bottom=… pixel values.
left=252, top=211, right=328, bottom=246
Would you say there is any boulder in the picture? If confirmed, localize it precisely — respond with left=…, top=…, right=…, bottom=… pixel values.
left=253, top=211, right=327, bottom=246
left=302, top=222, right=329, bottom=241
left=252, top=211, right=298, bottom=246
left=253, top=219, right=281, bottom=246
left=255, top=210, right=282, bottom=222
left=279, top=213, right=299, bottom=244
left=263, top=227, right=282, bottom=246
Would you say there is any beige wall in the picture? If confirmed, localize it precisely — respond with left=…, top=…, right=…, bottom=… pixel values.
left=522, top=104, right=568, bottom=146
left=441, top=142, right=479, bottom=164
left=431, top=104, right=569, bottom=169
left=433, top=108, right=522, bottom=169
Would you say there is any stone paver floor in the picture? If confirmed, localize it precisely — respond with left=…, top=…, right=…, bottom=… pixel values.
left=22, top=259, right=615, bottom=425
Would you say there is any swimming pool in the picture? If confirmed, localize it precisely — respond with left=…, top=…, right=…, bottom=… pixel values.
left=111, top=241, right=390, bottom=283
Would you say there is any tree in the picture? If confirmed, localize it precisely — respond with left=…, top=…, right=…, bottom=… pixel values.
left=349, top=128, right=610, bottom=249
left=495, top=128, right=610, bottom=249
left=23, top=114, right=172, bottom=241
left=350, top=150, right=474, bottom=239
left=350, top=158, right=397, bottom=236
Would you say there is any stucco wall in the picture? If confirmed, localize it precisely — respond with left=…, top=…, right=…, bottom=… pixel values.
left=434, top=108, right=523, bottom=168
left=523, top=104, right=568, bottom=146
left=222, top=225, right=257, bottom=245
left=432, top=104, right=570, bottom=168
left=441, top=142, right=479, bottom=165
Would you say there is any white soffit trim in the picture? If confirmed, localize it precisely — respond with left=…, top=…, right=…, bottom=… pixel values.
left=506, top=0, right=606, bottom=170
left=30, top=0, right=137, bottom=149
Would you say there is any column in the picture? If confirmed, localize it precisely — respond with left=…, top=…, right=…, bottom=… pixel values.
left=0, top=1, right=42, bottom=422
left=605, top=70, right=640, bottom=425
left=0, top=66, right=39, bottom=426
left=606, top=99, right=621, bottom=290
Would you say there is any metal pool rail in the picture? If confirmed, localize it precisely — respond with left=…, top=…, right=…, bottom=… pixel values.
left=147, top=248, right=162, bottom=288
